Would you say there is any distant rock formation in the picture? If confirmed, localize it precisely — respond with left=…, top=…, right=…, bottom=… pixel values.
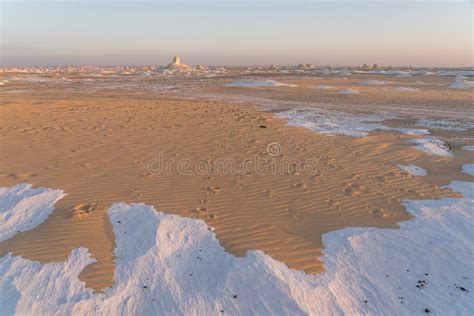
left=297, top=63, right=314, bottom=70
left=164, top=56, right=191, bottom=70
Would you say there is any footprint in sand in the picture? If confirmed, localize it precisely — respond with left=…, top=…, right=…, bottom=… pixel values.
left=309, top=174, right=321, bottom=181
left=5, top=172, right=38, bottom=180
left=130, top=188, right=142, bottom=199
left=351, top=173, right=362, bottom=180
left=342, top=183, right=365, bottom=196
left=288, top=207, right=303, bottom=221
left=368, top=207, right=392, bottom=219
left=70, top=202, right=100, bottom=220
left=233, top=177, right=245, bottom=189
left=190, top=206, right=217, bottom=220
left=375, top=175, right=386, bottom=183
left=140, top=172, right=153, bottom=179
left=290, top=170, right=300, bottom=176
left=206, top=186, right=222, bottom=195
left=293, top=182, right=308, bottom=190
left=192, top=207, right=208, bottom=215
left=388, top=197, right=401, bottom=204
left=326, top=199, right=341, bottom=210
left=262, top=190, right=277, bottom=198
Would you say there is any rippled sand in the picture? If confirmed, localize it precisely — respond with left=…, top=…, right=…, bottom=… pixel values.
left=0, top=73, right=472, bottom=291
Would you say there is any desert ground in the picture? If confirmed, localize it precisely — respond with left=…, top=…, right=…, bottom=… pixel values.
left=0, top=66, right=473, bottom=314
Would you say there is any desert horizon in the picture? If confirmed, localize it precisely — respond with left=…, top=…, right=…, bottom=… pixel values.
left=2, top=63, right=473, bottom=69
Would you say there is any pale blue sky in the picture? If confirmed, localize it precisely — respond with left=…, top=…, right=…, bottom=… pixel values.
left=1, top=1, right=472, bottom=66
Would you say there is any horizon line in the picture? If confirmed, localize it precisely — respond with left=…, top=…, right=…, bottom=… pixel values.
left=1, top=63, right=473, bottom=69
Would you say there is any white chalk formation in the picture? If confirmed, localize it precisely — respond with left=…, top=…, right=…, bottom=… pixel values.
left=164, top=56, right=192, bottom=71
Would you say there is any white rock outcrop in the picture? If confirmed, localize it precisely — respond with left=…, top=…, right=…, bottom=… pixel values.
left=164, top=56, right=191, bottom=70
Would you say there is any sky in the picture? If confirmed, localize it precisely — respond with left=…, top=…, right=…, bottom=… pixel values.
left=1, top=0, right=472, bottom=67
